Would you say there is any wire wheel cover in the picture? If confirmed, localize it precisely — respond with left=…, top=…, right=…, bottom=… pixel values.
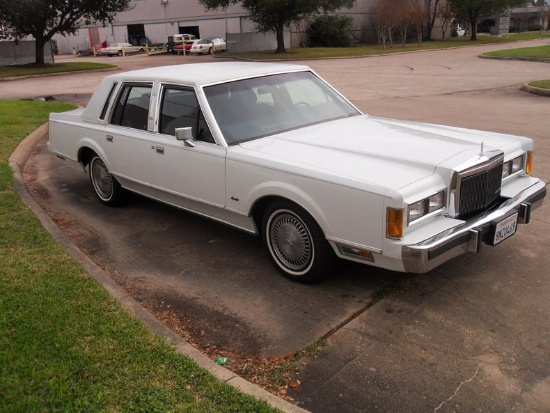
left=91, top=159, right=113, bottom=199
left=270, top=212, right=313, bottom=271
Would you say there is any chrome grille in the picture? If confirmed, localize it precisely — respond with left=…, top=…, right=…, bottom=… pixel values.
left=450, top=151, right=504, bottom=219
left=458, top=163, right=503, bottom=218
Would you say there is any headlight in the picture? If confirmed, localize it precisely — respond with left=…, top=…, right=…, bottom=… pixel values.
left=502, top=155, right=525, bottom=179
left=408, top=190, right=445, bottom=224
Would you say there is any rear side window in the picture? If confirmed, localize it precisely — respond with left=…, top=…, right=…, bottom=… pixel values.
left=110, top=83, right=152, bottom=131
left=100, top=82, right=118, bottom=120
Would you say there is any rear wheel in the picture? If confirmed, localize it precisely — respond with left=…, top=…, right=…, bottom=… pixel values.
left=262, top=200, right=337, bottom=283
left=89, top=155, right=126, bottom=206
left=117, top=50, right=123, bottom=56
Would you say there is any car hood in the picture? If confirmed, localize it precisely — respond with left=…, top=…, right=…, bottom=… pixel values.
left=236, top=115, right=523, bottom=193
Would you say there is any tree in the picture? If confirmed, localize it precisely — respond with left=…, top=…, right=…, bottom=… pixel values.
left=0, top=0, right=130, bottom=65
left=423, top=0, right=443, bottom=40
left=199, top=0, right=355, bottom=53
left=371, top=0, right=408, bottom=49
left=438, top=0, right=454, bottom=39
left=410, top=0, right=427, bottom=45
left=447, top=0, right=526, bottom=40
left=307, top=14, right=354, bottom=47
left=396, top=0, right=413, bottom=46
left=540, top=6, right=550, bottom=32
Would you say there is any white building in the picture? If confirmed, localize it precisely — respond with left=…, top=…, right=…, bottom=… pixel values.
left=55, top=0, right=377, bottom=54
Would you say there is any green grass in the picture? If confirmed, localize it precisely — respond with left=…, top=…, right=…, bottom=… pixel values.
left=481, top=41, right=550, bottom=91
left=529, top=79, right=550, bottom=89
left=0, top=100, right=279, bottom=411
left=483, top=44, right=550, bottom=59
left=229, top=31, right=550, bottom=60
left=0, top=62, right=116, bottom=78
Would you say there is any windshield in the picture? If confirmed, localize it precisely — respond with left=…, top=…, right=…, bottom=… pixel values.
left=203, top=71, right=360, bottom=145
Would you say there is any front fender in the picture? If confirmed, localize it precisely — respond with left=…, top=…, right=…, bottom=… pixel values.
left=226, top=163, right=387, bottom=250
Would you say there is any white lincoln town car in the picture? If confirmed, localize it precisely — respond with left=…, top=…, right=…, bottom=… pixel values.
left=48, top=62, right=546, bottom=282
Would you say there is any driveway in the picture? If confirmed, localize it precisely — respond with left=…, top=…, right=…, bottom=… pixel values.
left=13, top=40, right=550, bottom=412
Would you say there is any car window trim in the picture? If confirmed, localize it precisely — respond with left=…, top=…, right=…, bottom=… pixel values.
left=109, top=81, right=153, bottom=130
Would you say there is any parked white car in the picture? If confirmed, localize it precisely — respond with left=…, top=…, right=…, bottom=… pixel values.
left=48, top=62, right=546, bottom=282
left=98, top=42, right=145, bottom=56
left=189, top=38, right=226, bottom=55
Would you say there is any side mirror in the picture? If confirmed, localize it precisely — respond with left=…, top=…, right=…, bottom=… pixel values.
left=175, top=127, right=195, bottom=147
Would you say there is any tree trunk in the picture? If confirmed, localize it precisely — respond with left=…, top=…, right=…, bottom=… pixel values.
left=275, top=22, right=286, bottom=53
left=470, top=25, right=478, bottom=41
left=35, top=37, right=46, bottom=65
left=468, top=11, right=479, bottom=41
left=424, top=0, right=441, bottom=41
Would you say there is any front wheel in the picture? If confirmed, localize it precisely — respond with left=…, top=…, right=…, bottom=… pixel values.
left=262, top=201, right=337, bottom=283
left=89, top=155, right=126, bottom=206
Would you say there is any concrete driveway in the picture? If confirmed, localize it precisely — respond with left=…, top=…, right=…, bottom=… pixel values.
left=10, top=39, right=550, bottom=412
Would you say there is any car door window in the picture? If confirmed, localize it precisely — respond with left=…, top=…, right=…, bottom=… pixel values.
left=100, top=82, right=118, bottom=120
left=110, top=83, right=152, bottom=131
left=159, top=86, right=214, bottom=143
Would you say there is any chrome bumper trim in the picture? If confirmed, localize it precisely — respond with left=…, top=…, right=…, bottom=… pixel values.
left=402, top=180, right=546, bottom=273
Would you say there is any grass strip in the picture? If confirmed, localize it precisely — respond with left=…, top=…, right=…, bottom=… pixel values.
left=228, top=31, right=550, bottom=60
left=482, top=43, right=550, bottom=90
left=0, top=100, right=279, bottom=412
left=0, top=62, right=116, bottom=79
left=529, top=79, right=550, bottom=89
left=483, top=44, right=550, bottom=59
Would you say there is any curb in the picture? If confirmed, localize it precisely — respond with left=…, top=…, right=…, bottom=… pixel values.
left=9, top=124, right=309, bottom=413
left=479, top=54, right=550, bottom=63
left=520, top=83, right=550, bottom=97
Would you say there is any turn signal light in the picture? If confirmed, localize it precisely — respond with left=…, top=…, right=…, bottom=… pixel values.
left=386, top=208, right=404, bottom=239
left=526, top=151, right=533, bottom=175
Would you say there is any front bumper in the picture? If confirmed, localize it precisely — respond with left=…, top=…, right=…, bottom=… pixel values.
left=402, top=179, right=546, bottom=273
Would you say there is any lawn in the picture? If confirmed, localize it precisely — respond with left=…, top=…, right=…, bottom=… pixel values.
left=0, top=62, right=116, bottom=79
left=483, top=44, right=550, bottom=59
left=482, top=42, right=550, bottom=90
left=0, top=100, right=279, bottom=411
left=228, top=31, right=550, bottom=60
left=529, top=79, right=550, bottom=89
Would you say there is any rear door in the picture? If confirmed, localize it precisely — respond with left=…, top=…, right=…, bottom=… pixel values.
left=104, top=82, right=154, bottom=185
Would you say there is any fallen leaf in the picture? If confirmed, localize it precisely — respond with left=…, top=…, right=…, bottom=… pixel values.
left=289, top=380, right=301, bottom=389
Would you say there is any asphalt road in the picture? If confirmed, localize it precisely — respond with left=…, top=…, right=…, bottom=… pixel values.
left=9, top=39, right=550, bottom=412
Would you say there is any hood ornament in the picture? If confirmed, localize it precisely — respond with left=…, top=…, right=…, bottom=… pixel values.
left=480, top=142, right=484, bottom=155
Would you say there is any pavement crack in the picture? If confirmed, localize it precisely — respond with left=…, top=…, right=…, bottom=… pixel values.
left=319, top=274, right=412, bottom=340
left=434, top=365, right=480, bottom=412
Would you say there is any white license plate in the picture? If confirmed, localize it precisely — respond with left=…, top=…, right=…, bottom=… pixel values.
left=493, top=212, right=518, bottom=245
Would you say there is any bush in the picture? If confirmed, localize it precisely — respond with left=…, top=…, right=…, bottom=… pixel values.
left=307, top=15, right=354, bottom=47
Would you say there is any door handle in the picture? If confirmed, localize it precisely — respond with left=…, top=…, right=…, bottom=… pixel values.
left=106, top=135, right=113, bottom=142
left=155, top=145, right=164, bottom=154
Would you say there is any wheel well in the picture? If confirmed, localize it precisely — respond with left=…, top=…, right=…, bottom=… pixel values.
left=78, top=147, right=96, bottom=168
left=251, top=196, right=312, bottom=236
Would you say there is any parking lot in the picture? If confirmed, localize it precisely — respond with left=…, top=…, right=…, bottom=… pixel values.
left=13, top=41, right=550, bottom=412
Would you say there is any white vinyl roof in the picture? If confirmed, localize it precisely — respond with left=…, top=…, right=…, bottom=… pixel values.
left=107, top=61, right=311, bottom=87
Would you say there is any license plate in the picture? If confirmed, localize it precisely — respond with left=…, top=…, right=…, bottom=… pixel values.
left=493, top=212, right=518, bottom=245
